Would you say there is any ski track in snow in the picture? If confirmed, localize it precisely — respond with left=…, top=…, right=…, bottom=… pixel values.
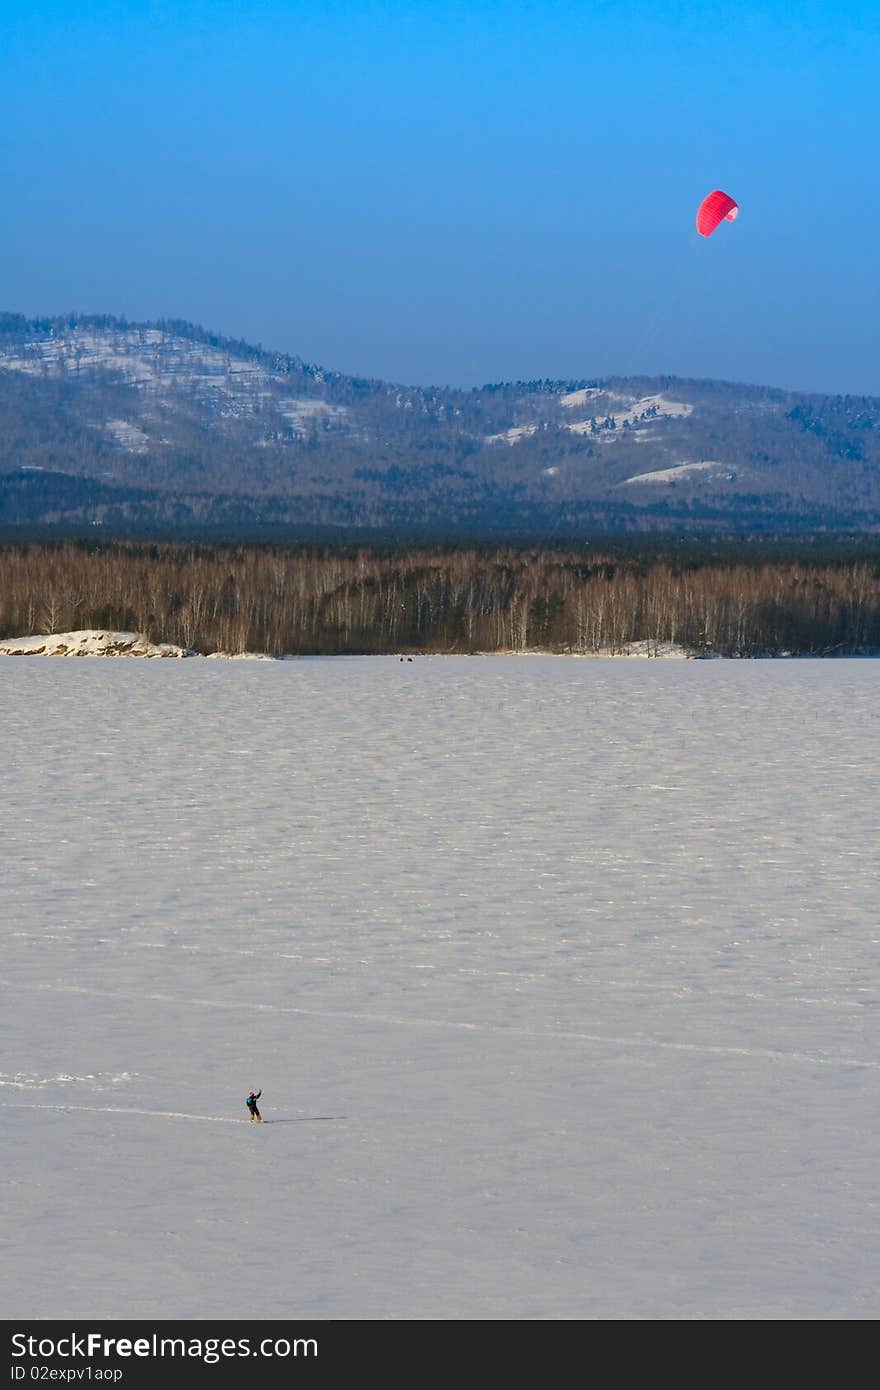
left=2, top=655, right=879, bottom=1320
left=11, top=931, right=873, bottom=1008
left=11, top=979, right=878, bottom=1070
left=0, top=1103, right=342, bottom=1125
left=0, top=1103, right=246, bottom=1123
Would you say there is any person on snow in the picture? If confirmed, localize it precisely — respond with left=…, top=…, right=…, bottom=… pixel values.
left=246, top=1089, right=263, bottom=1122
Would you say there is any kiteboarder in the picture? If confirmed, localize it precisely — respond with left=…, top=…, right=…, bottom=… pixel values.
left=246, top=1089, right=263, bottom=1122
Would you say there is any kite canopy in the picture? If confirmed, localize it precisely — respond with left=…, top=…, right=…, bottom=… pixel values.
left=696, top=190, right=739, bottom=237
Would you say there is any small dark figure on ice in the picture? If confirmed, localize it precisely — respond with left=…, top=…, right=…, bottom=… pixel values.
left=246, top=1089, right=262, bottom=1122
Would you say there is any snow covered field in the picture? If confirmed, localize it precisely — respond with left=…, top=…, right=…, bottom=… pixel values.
left=1, top=656, right=878, bottom=1320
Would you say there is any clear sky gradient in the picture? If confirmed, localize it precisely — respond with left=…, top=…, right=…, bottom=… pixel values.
left=3, top=1, right=879, bottom=393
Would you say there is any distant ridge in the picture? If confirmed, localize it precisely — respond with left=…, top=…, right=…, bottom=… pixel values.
left=1, top=312, right=879, bottom=535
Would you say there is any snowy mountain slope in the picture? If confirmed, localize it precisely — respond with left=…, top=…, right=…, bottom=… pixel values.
left=2, top=313, right=880, bottom=532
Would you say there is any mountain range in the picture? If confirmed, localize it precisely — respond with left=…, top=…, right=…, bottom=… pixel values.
left=2, top=312, right=879, bottom=535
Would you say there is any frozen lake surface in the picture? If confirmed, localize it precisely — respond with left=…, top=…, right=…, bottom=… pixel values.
left=2, top=656, right=878, bottom=1320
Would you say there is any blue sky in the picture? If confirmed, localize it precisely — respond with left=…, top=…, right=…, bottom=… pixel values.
left=3, top=1, right=879, bottom=392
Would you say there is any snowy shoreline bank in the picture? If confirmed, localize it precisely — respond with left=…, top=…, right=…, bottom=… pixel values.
left=0, top=630, right=268, bottom=659
left=1, top=629, right=878, bottom=660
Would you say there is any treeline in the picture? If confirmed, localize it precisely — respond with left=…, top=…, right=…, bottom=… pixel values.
left=1, top=541, right=879, bottom=657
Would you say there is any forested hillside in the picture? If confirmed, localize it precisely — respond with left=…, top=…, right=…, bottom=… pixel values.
left=2, top=313, right=879, bottom=534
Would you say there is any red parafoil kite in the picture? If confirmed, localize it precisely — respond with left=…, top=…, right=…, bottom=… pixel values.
left=696, top=190, right=739, bottom=237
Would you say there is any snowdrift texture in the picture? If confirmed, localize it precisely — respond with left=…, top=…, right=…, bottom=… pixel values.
left=2, top=656, right=878, bottom=1318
